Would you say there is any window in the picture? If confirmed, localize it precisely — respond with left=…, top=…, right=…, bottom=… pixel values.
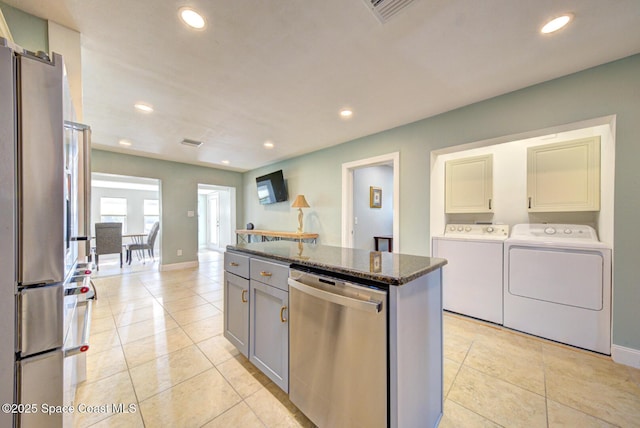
left=144, top=199, right=159, bottom=233
left=100, top=197, right=127, bottom=232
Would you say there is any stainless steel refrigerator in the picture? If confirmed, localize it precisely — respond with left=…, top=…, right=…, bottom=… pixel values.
left=0, top=38, right=92, bottom=428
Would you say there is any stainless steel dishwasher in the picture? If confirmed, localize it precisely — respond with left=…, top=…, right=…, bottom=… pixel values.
left=288, top=267, right=388, bottom=428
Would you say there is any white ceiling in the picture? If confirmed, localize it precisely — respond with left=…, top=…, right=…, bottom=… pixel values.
left=6, top=0, right=640, bottom=172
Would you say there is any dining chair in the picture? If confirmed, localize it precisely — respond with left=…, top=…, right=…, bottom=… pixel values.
left=126, top=221, right=160, bottom=265
left=93, top=222, right=123, bottom=270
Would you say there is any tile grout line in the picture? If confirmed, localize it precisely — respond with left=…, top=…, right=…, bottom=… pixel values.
left=106, top=266, right=227, bottom=426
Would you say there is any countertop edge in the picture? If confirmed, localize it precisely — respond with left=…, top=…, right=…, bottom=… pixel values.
left=226, top=244, right=447, bottom=286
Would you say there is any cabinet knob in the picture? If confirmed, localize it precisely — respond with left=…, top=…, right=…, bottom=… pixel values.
left=280, top=306, right=288, bottom=323
left=229, top=262, right=239, bottom=267
left=260, top=271, right=272, bottom=277
left=241, top=289, right=248, bottom=303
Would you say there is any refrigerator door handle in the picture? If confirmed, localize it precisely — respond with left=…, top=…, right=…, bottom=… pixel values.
left=64, top=299, right=92, bottom=357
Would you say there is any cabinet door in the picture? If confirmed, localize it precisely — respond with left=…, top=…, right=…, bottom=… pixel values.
left=527, top=137, right=600, bottom=212
left=445, top=154, right=493, bottom=213
left=249, top=280, right=289, bottom=393
left=223, top=272, right=249, bottom=357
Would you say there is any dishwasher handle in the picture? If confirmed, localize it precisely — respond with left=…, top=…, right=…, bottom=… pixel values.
left=288, top=277, right=383, bottom=313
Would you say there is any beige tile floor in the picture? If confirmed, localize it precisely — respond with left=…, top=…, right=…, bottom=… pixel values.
left=76, top=251, right=640, bottom=427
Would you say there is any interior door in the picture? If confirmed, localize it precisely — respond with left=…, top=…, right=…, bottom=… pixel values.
left=207, top=193, right=220, bottom=250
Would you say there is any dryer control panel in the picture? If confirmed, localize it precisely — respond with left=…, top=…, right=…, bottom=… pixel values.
left=511, top=224, right=599, bottom=241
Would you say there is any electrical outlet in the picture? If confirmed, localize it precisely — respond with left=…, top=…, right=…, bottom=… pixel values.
left=177, top=249, right=183, bottom=256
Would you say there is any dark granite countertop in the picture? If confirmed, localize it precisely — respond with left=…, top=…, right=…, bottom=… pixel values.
left=226, top=241, right=447, bottom=286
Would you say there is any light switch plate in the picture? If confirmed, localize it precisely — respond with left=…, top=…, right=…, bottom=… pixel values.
left=187, top=210, right=195, bottom=217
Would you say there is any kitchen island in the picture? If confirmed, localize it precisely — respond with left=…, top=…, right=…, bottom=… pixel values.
left=224, top=241, right=447, bottom=428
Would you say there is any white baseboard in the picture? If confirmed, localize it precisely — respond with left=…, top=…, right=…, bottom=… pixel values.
left=159, top=260, right=199, bottom=271
left=611, top=345, right=640, bottom=369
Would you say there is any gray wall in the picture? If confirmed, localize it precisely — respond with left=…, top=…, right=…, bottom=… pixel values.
left=242, top=54, right=640, bottom=353
left=92, top=150, right=243, bottom=265
left=353, top=165, right=393, bottom=251
left=0, top=1, right=48, bottom=53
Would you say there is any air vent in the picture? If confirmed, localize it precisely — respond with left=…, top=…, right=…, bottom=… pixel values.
left=362, top=0, right=416, bottom=23
left=181, top=138, right=203, bottom=148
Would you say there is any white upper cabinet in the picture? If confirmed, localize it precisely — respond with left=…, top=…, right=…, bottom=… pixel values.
left=445, top=154, right=493, bottom=213
left=527, top=137, right=601, bottom=212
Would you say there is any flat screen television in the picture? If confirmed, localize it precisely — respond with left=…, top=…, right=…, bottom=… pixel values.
left=256, top=170, right=288, bottom=205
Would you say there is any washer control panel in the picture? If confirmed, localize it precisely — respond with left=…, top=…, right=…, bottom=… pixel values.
left=444, top=224, right=509, bottom=237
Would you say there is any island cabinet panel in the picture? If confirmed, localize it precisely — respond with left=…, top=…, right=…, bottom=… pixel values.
left=249, top=280, right=289, bottom=393
left=389, top=269, right=443, bottom=428
left=223, top=271, right=249, bottom=357
left=223, top=252, right=250, bottom=357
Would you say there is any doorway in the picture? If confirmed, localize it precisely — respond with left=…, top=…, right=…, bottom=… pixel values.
left=341, top=152, right=400, bottom=251
left=207, top=192, right=220, bottom=250
left=91, top=172, right=161, bottom=275
left=197, top=184, right=236, bottom=254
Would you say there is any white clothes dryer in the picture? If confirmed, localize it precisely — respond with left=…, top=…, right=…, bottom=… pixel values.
left=432, top=224, right=509, bottom=324
left=503, top=224, right=612, bottom=354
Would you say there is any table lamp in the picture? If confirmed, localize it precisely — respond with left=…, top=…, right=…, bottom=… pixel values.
left=291, top=195, right=310, bottom=233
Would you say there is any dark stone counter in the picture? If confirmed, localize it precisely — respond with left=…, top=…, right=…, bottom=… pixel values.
left=226, top=241, right=447, bottom=286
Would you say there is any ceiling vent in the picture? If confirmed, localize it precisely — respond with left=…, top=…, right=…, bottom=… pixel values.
left=362, top=0, right=416, bottom=23
left=181, top=138, right=203, bottom=148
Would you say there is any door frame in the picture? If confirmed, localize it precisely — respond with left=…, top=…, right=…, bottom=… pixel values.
left=197, top=184, right=236, bottom=251
left=206, top=192, right=220, bottom=250
left=341, top=152, right=400, bottom=251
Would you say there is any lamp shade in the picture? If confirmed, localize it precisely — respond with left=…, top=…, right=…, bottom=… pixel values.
left=291, top=194, right=310, bottom=208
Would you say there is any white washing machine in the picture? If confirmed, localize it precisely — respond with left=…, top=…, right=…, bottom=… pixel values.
left=504, top=224, right=612, bottom=354
left=432, top=224, right=509, bottom=324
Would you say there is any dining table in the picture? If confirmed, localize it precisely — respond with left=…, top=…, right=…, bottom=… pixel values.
left=123, top=233, right=147, bottom=263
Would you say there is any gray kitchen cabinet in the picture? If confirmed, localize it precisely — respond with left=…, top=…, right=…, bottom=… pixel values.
left=249, top=258, right=289, bottom=393
left=223, top=253, right=250, bottom=357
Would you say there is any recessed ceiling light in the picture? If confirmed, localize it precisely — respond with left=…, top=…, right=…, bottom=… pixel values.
left=541, top=14, right=573, bottom=34
left=340, top=109, right=353, bottom=119
left=119, top=139, right=132, bottom=147
left=221, top=160, right=230, bottom=165
left=179, top=7, right=206, bottom=30
left=264, top=141, right=275, bottom=149
left=134, top=103, right=153, bottom=113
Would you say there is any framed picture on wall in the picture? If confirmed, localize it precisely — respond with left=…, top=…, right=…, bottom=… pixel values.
left=370, top=186, right=382, bottom=208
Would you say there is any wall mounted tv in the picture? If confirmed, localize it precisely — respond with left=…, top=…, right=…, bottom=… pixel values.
left=256, top=170, right=288, bottom=205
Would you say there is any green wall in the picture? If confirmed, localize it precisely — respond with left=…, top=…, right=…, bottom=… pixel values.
left=91, top=150, right=243, bottom=266
left=0, top=1, right=48, bottom=53
left=243, top=54, right=640, bottom=353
